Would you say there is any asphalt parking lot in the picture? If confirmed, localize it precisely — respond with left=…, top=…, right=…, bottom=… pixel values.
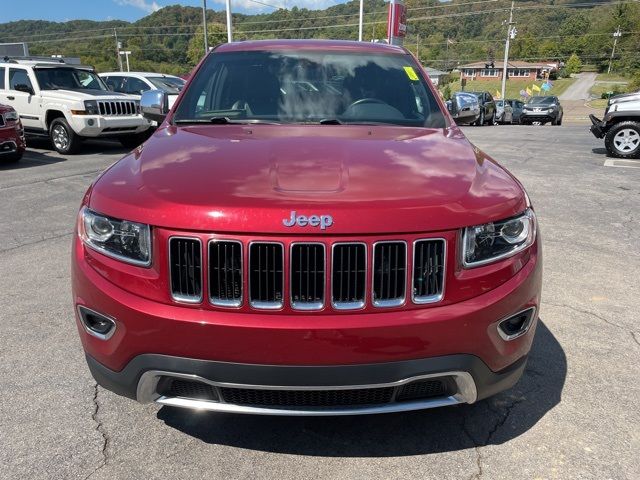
left=1, top=126, right=638, bottom=480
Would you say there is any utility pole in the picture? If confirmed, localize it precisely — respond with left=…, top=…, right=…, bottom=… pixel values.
left=358, top=0, right=364, bottom=41
left=202, top=0, right=209, bottom=55
left=607, top=26, right=621, bottom=74
left=119, top=51, right=131, bottom=72
left=388, top=0, right=396, bottom=44
left=114, top=28, right=123, bottom=72
left=226, top=0, right=233, bottom=43
left=500, top=1, right=515, bottom=103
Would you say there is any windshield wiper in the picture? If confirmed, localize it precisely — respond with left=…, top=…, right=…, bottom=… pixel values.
left=209, top=117, right=280, bottom=125
left=318, top=118, right=342, bottom=125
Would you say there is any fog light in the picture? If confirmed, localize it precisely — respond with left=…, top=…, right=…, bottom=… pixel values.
left=87, top=119, right=95, bottom=126
left=497, top=307, right=536, bottom=341
left=77, top=306, right=116, bottom=340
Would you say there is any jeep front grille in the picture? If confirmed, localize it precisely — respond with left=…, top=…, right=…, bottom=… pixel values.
left=249, top=242, right=284, bottom=309
left=167, top=237, right=446, bottom=310
left=209, top=240, right=243, bottom=307
left=412, top=239, right=446, bottom=303
left=372, top=241, right=407, bottom=307
left=290, top=243, right=325, bottom=310
left=169, top=237, right=202, bottom=302
left=98, top=100, right=137, bottom=116
left=331, top=243, right=366, bottom=309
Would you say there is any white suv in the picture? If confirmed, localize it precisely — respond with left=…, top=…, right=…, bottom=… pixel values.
left=0, top=58, right=151, bottom=154
left=100, top=72, right=185, bottom=109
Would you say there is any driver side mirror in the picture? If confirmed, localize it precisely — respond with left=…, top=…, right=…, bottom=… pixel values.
left=141, top=90, right=169, bottom=124
left=14, top=84, right=34, bottom=95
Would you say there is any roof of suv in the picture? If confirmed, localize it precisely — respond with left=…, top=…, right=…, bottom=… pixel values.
left=214, top=39, right=407, bottom=54
left=100, top=72, right=182, bottom=78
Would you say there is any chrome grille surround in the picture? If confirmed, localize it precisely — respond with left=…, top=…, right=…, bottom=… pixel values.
left=371, top=240, right=407, bottom=308
left=331, top=242, right=367, bottom=310
left=248, top=241, right=285, bottom=310
left=168, top=236, right=203, bottom=303
left=208, top=239, right=243, bottom=308
left=289, top=242, right=326, bottom=311
left=412, top=238, right=446, bottom=304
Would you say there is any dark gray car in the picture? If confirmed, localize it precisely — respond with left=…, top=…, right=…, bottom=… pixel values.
left=521, top=96, right=563, bottom=125
left=468, top=91, right=496, bottom=126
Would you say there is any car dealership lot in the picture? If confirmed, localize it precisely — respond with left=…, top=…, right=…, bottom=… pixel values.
left=0, top=127, right=638, bottom=480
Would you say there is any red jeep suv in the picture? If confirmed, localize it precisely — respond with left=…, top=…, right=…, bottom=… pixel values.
left=72, top=40, right=542, bottom=416
left=0, top=104, right=26, bottom=163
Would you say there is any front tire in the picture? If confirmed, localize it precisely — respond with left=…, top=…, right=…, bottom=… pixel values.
left=475, top=110, right=485, bottom=126
left=604, top=121, right=640, bottom=159
left=49, top=118, right=82, bottom=154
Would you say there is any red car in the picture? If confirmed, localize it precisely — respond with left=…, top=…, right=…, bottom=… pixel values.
left=73, top=40, right=542, bottom=416
left=0, top=104, right=25, bottom=163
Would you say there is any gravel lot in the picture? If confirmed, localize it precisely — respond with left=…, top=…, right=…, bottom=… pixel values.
left=1, top=126, right=638, bottom=480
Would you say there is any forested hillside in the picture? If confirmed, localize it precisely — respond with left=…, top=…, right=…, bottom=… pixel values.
left=0, top=0, right=638, bottom=78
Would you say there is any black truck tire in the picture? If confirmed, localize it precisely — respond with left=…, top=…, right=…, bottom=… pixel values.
left=604, top=121, right=640, bottom=159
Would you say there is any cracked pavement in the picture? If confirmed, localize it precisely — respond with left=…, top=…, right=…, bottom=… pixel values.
left=0, top=127, right=638, bottom=479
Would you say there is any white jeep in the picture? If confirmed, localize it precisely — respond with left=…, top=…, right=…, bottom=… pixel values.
left=590, top=90, right=640, bottom=159
left=0, top=58, right=151, bottom=154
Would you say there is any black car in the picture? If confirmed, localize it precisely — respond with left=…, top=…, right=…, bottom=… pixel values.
left=496, top=99, right=525, bottom=124
left=521, top=96, right=563, bottom=125
left=468, top=91, right=496, bottom=126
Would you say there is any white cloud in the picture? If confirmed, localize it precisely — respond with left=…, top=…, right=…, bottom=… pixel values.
left=114, top=0, right=162, bottom=14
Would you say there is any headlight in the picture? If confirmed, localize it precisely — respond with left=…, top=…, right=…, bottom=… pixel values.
left=80, top=207, right=151, bottom=266
left=4, top=110, right=19, bottom=122
left=83, top=100, right=100, bottom=115
left=462, top=209, right=536, bottom=268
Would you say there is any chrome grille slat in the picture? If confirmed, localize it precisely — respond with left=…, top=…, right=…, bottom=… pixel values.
left=169, top=237, right=202, bottom=303
left=249, top=242, right=284, bottom=309
left=290, top=243, right=325, bottom=310
left=209, top=240, right=243, bottom=307
left=331, top=243, right=366, bottom=310
left=97, top=100, right=137, bottom=116
left=372, top=241, right=406, bottom=307
left=412, top=239, right=446, bottom=304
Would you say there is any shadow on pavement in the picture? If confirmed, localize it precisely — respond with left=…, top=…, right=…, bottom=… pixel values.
left=0, top=148, right=66, bottom=171
left=158, top=320, right=565, bottom=456
left=591, top=147, right=608, bottom=155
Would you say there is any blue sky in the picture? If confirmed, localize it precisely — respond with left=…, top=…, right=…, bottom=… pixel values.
left=1, top=0, right=348, bottom=23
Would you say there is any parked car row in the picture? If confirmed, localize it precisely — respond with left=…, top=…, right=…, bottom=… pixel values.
left=0, top=56, right=185, bottom=158
left=447, top=91, right=563, bottom=127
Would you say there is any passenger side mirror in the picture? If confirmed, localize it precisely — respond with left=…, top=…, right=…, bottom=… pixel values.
left=14, top=84, right=34, bottom=95
left=141, top=90, right=169, bottom=124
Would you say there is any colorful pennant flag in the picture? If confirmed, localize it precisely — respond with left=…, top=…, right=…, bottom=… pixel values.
left=495, top=90, right=501, bottom=99
left=526, top=87, right=532, bottom=96
left=532, top=84, right=541, bottom=93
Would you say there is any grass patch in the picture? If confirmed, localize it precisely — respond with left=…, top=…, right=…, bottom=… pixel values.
left=443, top=77, right=576, bottom=100
left=595, top=73, right=630, bottom=83
left=587, top=98, right=608, bottom=109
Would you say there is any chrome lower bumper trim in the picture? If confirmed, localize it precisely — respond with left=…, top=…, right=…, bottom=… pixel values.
left=136, top=369, right=477, bottom=416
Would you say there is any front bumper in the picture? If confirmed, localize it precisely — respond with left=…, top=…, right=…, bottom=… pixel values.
left=73, top=229, right=542, bottom=413
left=589, top=114, right=606, bottom=138
left=69, top=115, right=150, bottom=137
left=86, top=352, right=527, bottom=416
left=521, top=110, right=558, bottom=123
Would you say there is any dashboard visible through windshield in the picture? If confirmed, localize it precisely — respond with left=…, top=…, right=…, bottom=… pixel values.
left=174, top=50, right=446, bottom=127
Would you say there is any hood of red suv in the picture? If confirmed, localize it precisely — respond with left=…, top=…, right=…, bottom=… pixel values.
left=88, top=124, right=527, bottom=234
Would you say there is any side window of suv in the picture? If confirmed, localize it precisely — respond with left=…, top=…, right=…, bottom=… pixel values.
left=104, top=76, right=125, bottom=93
left=0, top=67, right=5, bottom=89
left=9, top=68, right=33, bottom=91
left=125, top=77, right=150, bottom=95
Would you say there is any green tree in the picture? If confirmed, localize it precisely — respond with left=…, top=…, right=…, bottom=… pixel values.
left=565, top=53, right=582, bottom=75
left=187, top=23, right=227, bottom=66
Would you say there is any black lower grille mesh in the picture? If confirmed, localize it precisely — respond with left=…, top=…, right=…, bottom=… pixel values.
left=220, top=386, right=394, bottom=407
left=159, top=379, right=218, bottom=401
left=396, top=379, right=447, bottom=401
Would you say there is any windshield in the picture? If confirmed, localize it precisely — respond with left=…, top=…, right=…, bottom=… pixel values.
left=34, top=68, right=108, bottom=91
left=148, top=76, right=184, bottom=94
left=174, top=50, right=446, bottom=127
left=527, top=96, right=555, bottom=105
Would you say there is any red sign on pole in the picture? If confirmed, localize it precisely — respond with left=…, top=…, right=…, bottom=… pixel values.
left=387, top=1, right=407, bottom=42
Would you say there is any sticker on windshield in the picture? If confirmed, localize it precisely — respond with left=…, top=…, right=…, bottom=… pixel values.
left=403, top=66, right=419, bottom=81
